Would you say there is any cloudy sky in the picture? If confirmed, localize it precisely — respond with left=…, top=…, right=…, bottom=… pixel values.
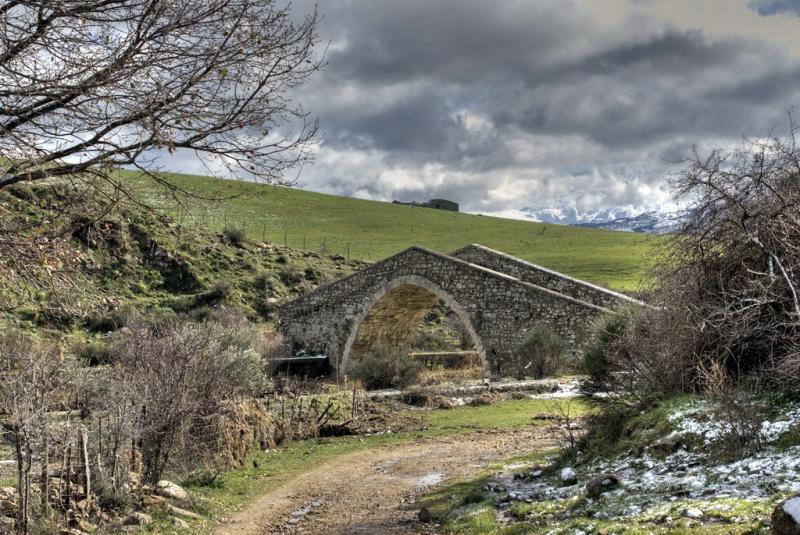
left=190, top=0, right=800, bottom=216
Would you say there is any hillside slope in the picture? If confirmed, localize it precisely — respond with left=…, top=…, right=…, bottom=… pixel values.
left=121, top=171, right=657, bottom=291
left=0, top=181, right=366, bottom=335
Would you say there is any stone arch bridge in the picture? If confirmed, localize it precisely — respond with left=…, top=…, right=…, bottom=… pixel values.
left=277, top=244, right=641, bottom=377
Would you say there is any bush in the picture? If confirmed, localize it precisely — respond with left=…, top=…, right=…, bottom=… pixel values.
left=222, top=225, right=245, bottom=245
left=278, top=266, right=303, bottom=285
left=304, top=266, right=321, bottom=281
left=351, top=340, right=421, bottom=390
left=180, top=469, right=225, bottom=489
left=580, top=305, right=693, bottom=407
left=515, top=325, right=566, bottom=379
left=80, top=341, right=114, bottom=366
left=111, top=312, right=270, bottom=482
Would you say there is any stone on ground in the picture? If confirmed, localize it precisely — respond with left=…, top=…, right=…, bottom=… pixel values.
left=123, top=512, right=152, bottom=526
left=682, top=507, right=704, bottom=519
left=560, top=467, right=578, bottom=486
left=586, top=473, right=621, bottom=497
left=156, top=480, right=189, bottom=500
left=773, top=496, right=800, bottom=535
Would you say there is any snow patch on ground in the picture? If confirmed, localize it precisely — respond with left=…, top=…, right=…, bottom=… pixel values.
left=485, top=400, right=800, bottom=522
left=667, top=400, right=800, bottom=446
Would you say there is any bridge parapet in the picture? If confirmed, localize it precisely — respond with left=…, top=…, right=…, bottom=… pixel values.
left=450, top=244, right=641, bottom=309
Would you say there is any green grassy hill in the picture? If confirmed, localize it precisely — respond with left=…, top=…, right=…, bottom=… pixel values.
left=123, top=171, right=657, bottom=291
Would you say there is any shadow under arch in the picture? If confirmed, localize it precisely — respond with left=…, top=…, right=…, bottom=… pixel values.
left=339, top=275, right=488, bottom=373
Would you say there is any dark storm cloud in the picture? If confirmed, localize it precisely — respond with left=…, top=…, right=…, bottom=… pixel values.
left=748, top=0, right=800, bottom=16
left=287, top=0, right=800, bottom=213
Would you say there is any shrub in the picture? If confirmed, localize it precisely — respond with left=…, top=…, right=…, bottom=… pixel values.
left=580, top=305, right=694, bottom=407
left=222, top=225, right=245, bottom=245
left=515, top=325, right=566, bottom=379
left=80, top=341, right=114, bottom=366
left=85, top=309, right=125, bottom=333
left=351, top=340, right=421, bottom=390
left=254, top=271, right=275, bottom=293
left=278, top=266, right=303, bottom=285
left=111, top=313, right=270, bottom=482
left=180, top=469, right=225, bottom=489
left=304, top=266, right=321, bottom=281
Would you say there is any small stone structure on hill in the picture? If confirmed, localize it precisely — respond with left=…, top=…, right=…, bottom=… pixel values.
left=277, top=244, right=641, bottom=377
left=392, top=198, right=459, bottom=212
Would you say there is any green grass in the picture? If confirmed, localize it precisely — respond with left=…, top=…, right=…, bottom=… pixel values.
left=120, top=170, right=659, bottom=291
left=140, top=398, right=584, bottom=534
left=426, top=398, right=587, bottom=433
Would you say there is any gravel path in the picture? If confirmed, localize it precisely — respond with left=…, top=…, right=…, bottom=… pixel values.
left=215, top=426, right=557, bottom=535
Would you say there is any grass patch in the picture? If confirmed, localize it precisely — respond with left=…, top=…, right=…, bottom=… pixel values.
left=577, top=396, right=695, bottom=462
left=120, top=169, right=658, bottom=291
left=425, top=397, right=587, bottom=434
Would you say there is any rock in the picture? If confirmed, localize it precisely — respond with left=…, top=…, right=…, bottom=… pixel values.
left=59, top=529, right=88, bottom=535
left=560, top=467, right=578, bottom=486
left=122, top=512, right=152, bottom=526
left=156, top=480, right=188, bottom=500
left=773, top=495, right=800, bottom=535
left=69, top=518, right=97, bottom=533
left=168, top=504, right=202, bottom=519
left=172, top=517, right=189, bottom=528
left=1, top=517, right=15, bottom=530
left=0, top=498, right=18, bottom=515
left=586, top=473, right=621, bottom=497
left=418, top=506, right=432, bottom=522
left=682, top=507, right=704, bottom=519
left=649, top=435, right=683, bottom=457
left=142, top=495, right=167, bottom=507
left=431, top=395, right=455, bottom=409
left=469, top=392, right=500, bottom=406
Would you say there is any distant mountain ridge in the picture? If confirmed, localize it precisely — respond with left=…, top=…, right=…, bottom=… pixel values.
left=488, top=202, right=684, bottom=234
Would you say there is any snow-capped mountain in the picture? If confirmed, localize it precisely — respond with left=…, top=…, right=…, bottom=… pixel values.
left=481, top=202, right=684, bottom=233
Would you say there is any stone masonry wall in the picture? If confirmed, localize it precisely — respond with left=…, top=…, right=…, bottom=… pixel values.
left=450, top=244, right=640, bottom=309
left=277, top=246, right=614, bottom=377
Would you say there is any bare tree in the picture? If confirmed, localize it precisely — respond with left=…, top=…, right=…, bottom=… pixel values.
left=582, top=115, right=800, bottom=405
left=0, top=334, right=77, bottom=533
left=666, top=113, right=800, bottom=389
left=0, top=0, right=321, bottom=192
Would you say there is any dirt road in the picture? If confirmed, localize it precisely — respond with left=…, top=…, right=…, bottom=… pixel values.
left=215, top=426, right=557, bottom=535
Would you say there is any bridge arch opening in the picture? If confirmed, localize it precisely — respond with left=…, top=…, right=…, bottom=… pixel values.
left=339, top=275, right=488, bottom=374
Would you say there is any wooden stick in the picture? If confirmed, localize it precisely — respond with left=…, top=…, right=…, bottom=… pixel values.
left=80, top=428, right=91, bottom=500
